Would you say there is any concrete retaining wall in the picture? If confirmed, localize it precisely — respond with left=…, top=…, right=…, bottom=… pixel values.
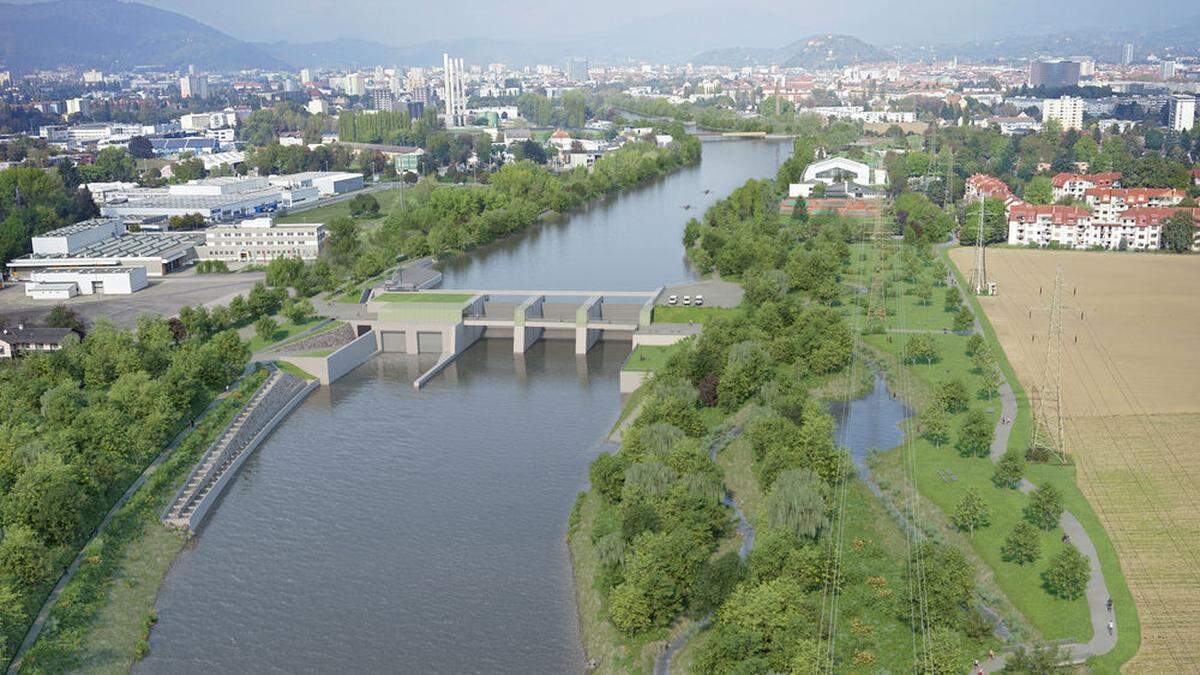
left=620, top=370, right=650, bottom=394
left=632, top=333, right=693, bottom=348
left=186, top=378, right=318, bottom=530
left=279, top=330, right=378, bottom=385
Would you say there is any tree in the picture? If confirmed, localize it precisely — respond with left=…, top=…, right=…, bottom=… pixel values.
left=966, top=333, right=985, bottom=356
left=171, top=157, right=206, bottom=182
left=765, top=469, right=828, bottom=540
left=953, top=305, right=974, bottom=331
left=921, top=405, right=950, bottom=446
left=902, top=333, right=939, bottom=364
left=254, top=316, right=278, bottom=343
left=944, top=285, right=962, bottom=312
left=993, top=449, right=1026, bottom=488
left=1002, top=521, right=1042, bottom=565
left=957, top=409, right=993, bottom=457
left=1003, top=642, right=1068, bottom=673
left=924, top=626, right=968, bottom=674
left=1161, top=210, right=1196, bottom=253
left=167, top=213, right=206, bottom=231
left=718, top=341, right=772, bottom=411
left=589, top=452, right=627, bottom=503
left=348, top=193, right=380, bottom=217
left=1043, top=543, right=1090, bottom=599
left=916, top=278, right=933, bottom=306
left=1, top=453, right=82, bottom=545
left=1023, top=176, right=1054, bottom=204
left=0, top=525, right=55, bottom=584
left=128, top=135, right=155, bottom=159
left=952, top=487, right=990, bottom=535
left=688, top=552, right=746, bottom=618
left=608, top=581, right=654, bottom=635
left=285, top=298, right=314, bottom=325
left=46, top=304, right=86, bottom=334
left=936, top=378, right=970, bottom=413
left=1025, top=483, right=1064, bottom=530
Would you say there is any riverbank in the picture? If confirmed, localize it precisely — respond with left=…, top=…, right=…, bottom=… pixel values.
left=11, top=370, right=269, bottom=673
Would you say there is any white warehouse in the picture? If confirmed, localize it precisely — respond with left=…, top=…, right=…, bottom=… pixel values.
left=25, top=267, right=149, bottom=299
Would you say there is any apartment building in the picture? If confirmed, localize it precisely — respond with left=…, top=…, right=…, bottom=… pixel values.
left=1083, top=187, right=1185, bottom=222
left=1051, top=172, right=1122, bottom=202
left=198, top=218, right=325, bottom=262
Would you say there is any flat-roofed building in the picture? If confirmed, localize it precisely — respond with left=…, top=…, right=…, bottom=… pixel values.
left=100, top=184, right=283, bottom=222
left=31, top=218, right=125, bottom=255
left=267, top=171, right=364, bottom=196
left=25, top=266, right=148, bottom=298
left=7, top=230, right=199, bottom=279
left=197, top=217, right=325, bottom=262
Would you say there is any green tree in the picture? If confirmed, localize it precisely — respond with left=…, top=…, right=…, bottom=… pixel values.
left=936, top=378, right=970, bottom=413
left=953, top=305, right=974, bottom=331
left=170, top=157, right=206, bottom=182
left=348, top=193, right=380, bottom=217
left=588, top=452, right=627, bottom=503
left=608, top=581, right=654, bottom=635
left=966, top=333, right=985, bottom=356
left=1161, top=210, right=1196, bottom=253
left=924, top=626, right=968, bottom=674
left=957, top=409, right=993, bottom=457
left=1002, top=521, right=1042, bottom=565
left=46, top=304, right=86, bottom=334
left=1043, top=543, right=1090, bottom=599
left=921, top=405, right=950, bottom=446
left=718, top=341, right=772, bottom=411
left=1, top=453, right=82, bottom=545
left=952, top=487, right=990, bottom=535
left=285, top=298, right=314, bottom=325
left=765, top=469, right=828, bottom=540
left=1023, top=176, right=1054, bottom=204
left=1025, top=483, right=1064, bottom=530
left=916, top=278, right=933, bottom=306
left=902, top=333, right=939, bottom=364
left=128, top=135, right=155, bottom=159
left=993, top=449, right=1026, bottom=489
left=944, top=285, right=962, bottom=312
left=1003, top=642, right=1068, bottom=672
left=254, top=315, right=278, bottom=343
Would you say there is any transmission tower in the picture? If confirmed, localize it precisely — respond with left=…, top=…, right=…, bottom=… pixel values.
left=942, top=146, right=954, bottom=207
left=1030, top=266, right=1068, bottom=464
left=967, top=193, right=989, bottom=295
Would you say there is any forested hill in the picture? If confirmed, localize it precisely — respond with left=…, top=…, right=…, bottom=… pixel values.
left=693, top=34, right=894, bottom=67
left=0, top=0, right=285, bottom=72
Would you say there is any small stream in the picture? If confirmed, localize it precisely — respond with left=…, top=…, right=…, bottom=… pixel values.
left=655, top=374, right=911, bottom=674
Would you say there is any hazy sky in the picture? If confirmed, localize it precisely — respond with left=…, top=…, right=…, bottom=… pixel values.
left=134, top=0, right=1196, bottom=46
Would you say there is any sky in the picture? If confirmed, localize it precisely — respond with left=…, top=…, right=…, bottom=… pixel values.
left=112, top=0, right=1200, bottom=46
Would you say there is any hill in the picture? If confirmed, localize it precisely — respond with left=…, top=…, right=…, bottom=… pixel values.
left=0, top=0, right=285, bottom=72
left=693, top=34, right=894, bottom=68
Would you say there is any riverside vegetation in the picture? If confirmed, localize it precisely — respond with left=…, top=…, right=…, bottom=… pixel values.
left=569, top=132, right=1001, bottom=673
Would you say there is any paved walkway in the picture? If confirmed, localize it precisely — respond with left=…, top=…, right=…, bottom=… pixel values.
left=934, top=242, right=1116, bottom=670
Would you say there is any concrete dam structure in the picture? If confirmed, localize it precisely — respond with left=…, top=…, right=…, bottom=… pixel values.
left=328, top=288, right=679, bottom=387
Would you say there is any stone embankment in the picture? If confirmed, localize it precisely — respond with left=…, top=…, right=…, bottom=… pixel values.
left=271, top=323, right=355, bottom=354
left=163, top=368, right=317, bottom=533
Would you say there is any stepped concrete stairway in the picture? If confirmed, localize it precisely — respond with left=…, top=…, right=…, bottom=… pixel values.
left=163, top=369, right=310, bottom=531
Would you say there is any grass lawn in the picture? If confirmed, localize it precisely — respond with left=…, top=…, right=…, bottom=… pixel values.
left=374, top=291, right=476, bottom=303
left=245, top=315, right=327, bottom=353
left=651, top=305, right=739, bottom=324
left=274, top=187, right=407, bottom=225
left=296, top=348, right=333, bottom=358
left=622, top=345, right=679, bottom=372
left=275, top=361, right=317, bottom=380
left=940, top=246, right=1139, bottom=670
left=334, top=269, right=394, bottom=304
left=18, top=372, right=269, bottom=672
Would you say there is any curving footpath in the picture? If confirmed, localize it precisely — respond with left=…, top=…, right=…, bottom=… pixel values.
left=934, top=241, right=1116, bottom=670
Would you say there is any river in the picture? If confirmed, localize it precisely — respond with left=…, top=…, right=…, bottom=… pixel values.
left=137, top=138, right=790, bottom=674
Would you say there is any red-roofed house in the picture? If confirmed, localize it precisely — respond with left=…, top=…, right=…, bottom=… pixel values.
left=1009, top=203, right=1200, bottom=250
left=964, top=174, right=1016, bottom=203
left=1084, top=187, right=1185, bottom=221
left=1051, top=172, right=1122, bottom=201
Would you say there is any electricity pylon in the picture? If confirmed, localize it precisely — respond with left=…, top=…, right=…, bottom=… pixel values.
left=1030, top=266, right=1068, bottom=464
left=967, top=193, right=989, bottom=295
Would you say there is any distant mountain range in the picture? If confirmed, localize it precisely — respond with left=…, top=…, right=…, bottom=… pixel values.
left=893, top=14, right=1200, bottom=62
left=692, top=35, right=895, bottom=68
left=0, top=0, right=285, bottom=72
left=1, top=0, right=1197, bottom=74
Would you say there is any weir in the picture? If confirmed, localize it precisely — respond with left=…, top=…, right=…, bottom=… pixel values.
left=335, top=288, right=664, bottom=388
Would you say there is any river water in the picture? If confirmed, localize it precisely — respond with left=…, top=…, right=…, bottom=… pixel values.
left=139, top=139, right=790, bottom=674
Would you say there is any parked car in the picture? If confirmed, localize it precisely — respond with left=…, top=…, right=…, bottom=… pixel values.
left=694, top=295, right=704, bottom=306
left=667, top=295, right=678, bottom=305
left=682, top=295, right=691, bottom=305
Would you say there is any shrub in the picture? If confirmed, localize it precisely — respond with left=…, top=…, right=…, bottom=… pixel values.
left=765, top=469, right=828, bottom=540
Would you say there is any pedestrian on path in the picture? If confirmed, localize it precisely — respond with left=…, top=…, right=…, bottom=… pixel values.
left=1108, top=620, right=1115, bottom=636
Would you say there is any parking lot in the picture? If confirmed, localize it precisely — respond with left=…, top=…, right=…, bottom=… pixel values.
left=0, top=269, right=265, bottom=329
left=657, top=278, right=743, bottom=308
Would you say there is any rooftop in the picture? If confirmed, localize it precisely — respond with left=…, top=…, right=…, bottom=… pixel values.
left=10, top=233, right=200, bottom=265
left=0, top=326, right=77, bottom=344
left=40, top=218, right=121, bottom=238
left=106, top=187, right=282, bottom=210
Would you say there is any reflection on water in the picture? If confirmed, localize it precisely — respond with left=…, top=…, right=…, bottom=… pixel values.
left=140, top=139, right=790, bottom=674
left=829, top=374, right=913, bottom=475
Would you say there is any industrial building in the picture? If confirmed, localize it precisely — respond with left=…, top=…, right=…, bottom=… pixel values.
left=267, top=171, right=364, bottom=196
left=24, top=266, right=148, bottom=299
left=7, top=219, right=199, bottom=279
left=100, top=177, right=283, bottom=221
left=197, top=217, right=325, bottom=262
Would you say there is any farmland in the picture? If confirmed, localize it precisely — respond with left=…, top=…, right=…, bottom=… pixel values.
left=949, top=246, right=1200, bottom=672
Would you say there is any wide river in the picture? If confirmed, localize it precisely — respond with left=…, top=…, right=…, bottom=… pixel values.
left=138, top=138, right=790, bottom=674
